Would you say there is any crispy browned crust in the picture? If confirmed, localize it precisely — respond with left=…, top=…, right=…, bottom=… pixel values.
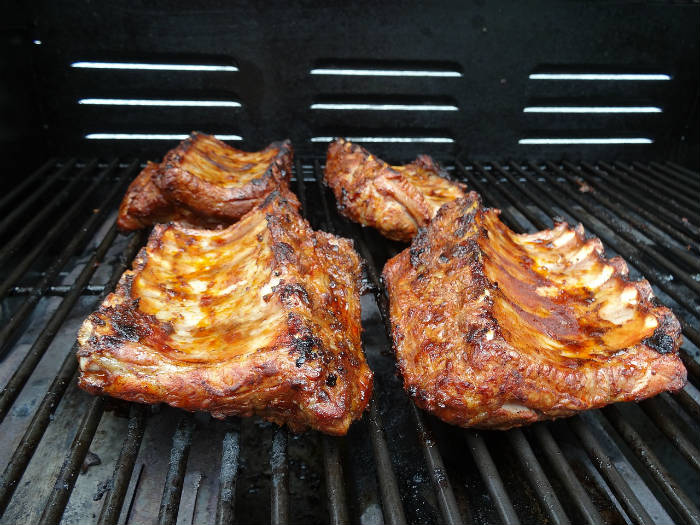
left=324, top=138, right=467, bottom=242
left=80, top=192, right=372, bottom=435
left=383, top=193, right=686, bottom=429
left=117, top=133, right=295, bottom=232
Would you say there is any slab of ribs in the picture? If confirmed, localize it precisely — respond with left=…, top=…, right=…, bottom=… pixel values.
left=79, top=192, right=372, bottom=435
left=382, top=192, right=686, bottom=429
left=117, top=132, right=294, bottom=231
left=324, top=138, right=467, bottom=242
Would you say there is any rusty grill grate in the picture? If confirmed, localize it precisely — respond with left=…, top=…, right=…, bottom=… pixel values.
left=0, top=157, right=698, bottom=525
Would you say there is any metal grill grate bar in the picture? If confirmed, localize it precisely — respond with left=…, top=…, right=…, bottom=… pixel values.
left=97, top=404, right=147, bottom=525
left=158, top=415, right=196, bottom=525
left=0, top=159, right=95, bottom=268
left=568, top=417, right=654, bottom=525
left=465, top=431, right=521, bottom=525
left=602, top=405, right=700, bottom=525
left=641, top=397, right=700, bottom=471
left=270, top=427, right=289, bottom=525
left=609, top=162, right=699, bottom=217
left=0, top=159, right=120, bottom=302
left=571, top=162, right=699, bottom=239
left=0, top=159, right=75, bottom=238
left=310, top=162, right=353, bottom=524
left=0, top=224, right=118, bottom=422
left=323, top=436, right=350, bottom=525
left=530, top=425, right=604, bottom=525
left=0, top=159, right=135, bottom=354
left=0, top=158, right=58, bottom=212
left=366, top=401, right=407, bottom=525
left=0, top=160, right=140, bottom=422
left=633, top=162, right=699, bottom=200
left=8, top=284, right=105, bottom=297
left=214, top=423, right=241, bottom=525
left=656, top=162, right=699, bottom=183
left=506, top=429, right=571, bottom=525
left=474, top=162, right=548, bottom=228
left=676, top=386, right=700, bottom=421
left=39, top=396, right=107, bottom=525
left=553, top=162, right=698, bottom=249
left=0, top=230, right=145, bottom=516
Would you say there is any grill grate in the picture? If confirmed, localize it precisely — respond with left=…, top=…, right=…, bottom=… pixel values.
left=0, top=157, right=698, bottom=525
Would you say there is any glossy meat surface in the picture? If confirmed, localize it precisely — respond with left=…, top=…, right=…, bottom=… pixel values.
left=117, top=133, right=294, bottom=231
left=383, top=193, right=686, bottom=429
left=79, top=192, right=372, bottom=435
left=324, top=138, right=467, bottom=242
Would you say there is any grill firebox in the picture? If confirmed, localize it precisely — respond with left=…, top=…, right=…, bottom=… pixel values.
left=0, top=157, right=698, bottom=525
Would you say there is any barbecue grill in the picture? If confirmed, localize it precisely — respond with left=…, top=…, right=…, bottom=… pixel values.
left=1, top=2, right=698, bottom=524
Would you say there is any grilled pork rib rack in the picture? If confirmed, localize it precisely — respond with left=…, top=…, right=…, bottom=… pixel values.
left=117, top=132, right=294, bottom=231
left=79, top=192, right=372, bottom=435
left=324, top=138, right=467, bottom=241
left=383, top=192, right=686, bottom=429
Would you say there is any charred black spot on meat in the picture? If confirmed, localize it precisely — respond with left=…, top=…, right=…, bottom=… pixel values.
left=410, top=246, right=427, bottom=267
left=272, top=242, right=296, bottom=264
left=287, top=312, right=326, bottom=365
left=90, top=314, right=106, bottom=327
left=326, top=373, right=337, bottom=387
left=452, top=240, right=480, bottom=263
left=643, top=327, right=676, bottom=354
left=110, top=308, right=148, bottom=342
left=276, top=282, right=311, bottom=307
left=339, top=188, right=349, bottom=211
left=456, top=209, right=477, bottom=229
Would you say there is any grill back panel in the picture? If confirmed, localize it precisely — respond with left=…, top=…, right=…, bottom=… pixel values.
left=2, top=0, right=698, bottom=168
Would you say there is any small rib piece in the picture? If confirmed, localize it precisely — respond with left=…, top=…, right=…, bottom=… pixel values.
left=117, top=132, right=294, bottom=231
left=383, top=193, right=686, bottom=429
left=79, top=192, right=372, bottom=435
left=324, top=138, right=467, bottom=242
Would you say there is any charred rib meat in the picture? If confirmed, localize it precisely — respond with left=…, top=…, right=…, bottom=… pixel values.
left=117, top=132, right=294, bottom=231
left=79, top=192, right=372, bottom=435
left=324, top=138, right=467, bottom=242
left=383, top=193, right=686, bottom=429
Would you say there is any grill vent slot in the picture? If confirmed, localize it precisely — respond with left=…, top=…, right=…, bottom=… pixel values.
left=310, top=136, right=455, bottom=143
left=523, top=106, right=662, bottom=114
left=310, top=59, right=463, bottom=78
left=71, top=56, right=242, bottom=147
left=71, top=61, right=238, bottom=72
left=520, top=67, right=672, bottom=147
left=85, top=133, right=243, bottom=141
left=310, top=60, right=461, bottom=153
left=529, top=73, right=671, bottom=81
left=79, top=99, right=241, bottom=107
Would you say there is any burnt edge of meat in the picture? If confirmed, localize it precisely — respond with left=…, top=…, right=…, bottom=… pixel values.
left=643, top=313, right=683, bottom=354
